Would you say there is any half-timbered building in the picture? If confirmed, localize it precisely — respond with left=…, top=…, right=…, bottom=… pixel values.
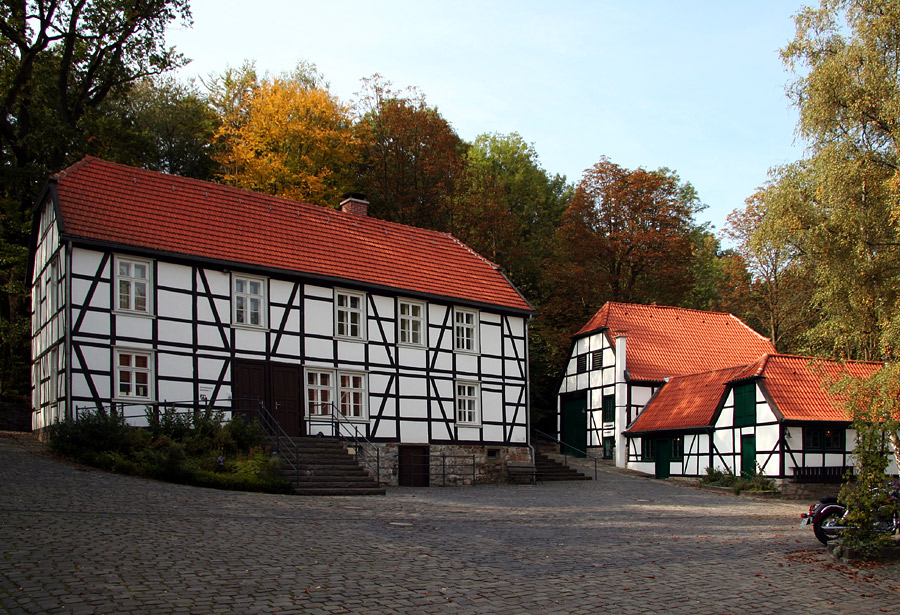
left=30, top=157, right=534, bottom=485
left=556, top=302, right=775, bottom=467
left=624, top=354, right=894, bottom=493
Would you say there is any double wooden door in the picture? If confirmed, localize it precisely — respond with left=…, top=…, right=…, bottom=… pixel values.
left=232, top=359, right=304, bottom=437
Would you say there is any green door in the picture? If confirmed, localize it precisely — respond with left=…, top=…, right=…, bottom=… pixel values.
left=654, top=438, right=671, bottom=479
left=560, top=394, right=587, bottom=457
left=741, top=435, right=756, bottom=477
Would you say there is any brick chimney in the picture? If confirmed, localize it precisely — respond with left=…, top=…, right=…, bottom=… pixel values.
left=340, top=192, right=369, bottom=216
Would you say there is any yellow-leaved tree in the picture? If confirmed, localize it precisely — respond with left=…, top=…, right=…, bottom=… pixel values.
left=209, top=62, right=358, bottom=206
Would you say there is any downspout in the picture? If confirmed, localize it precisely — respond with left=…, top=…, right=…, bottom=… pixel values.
left=65, top=241, right=73, bottom=421
left=525, top=314, right=534, bottom=464
left=614, top=332, right=628, bottom=468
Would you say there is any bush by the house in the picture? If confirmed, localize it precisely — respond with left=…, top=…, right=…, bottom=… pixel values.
left=701, top=467, right=776, bottom=494
left=46, top=407, right=291, bottom=494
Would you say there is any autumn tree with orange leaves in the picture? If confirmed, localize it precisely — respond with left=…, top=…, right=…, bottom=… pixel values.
left=549, top=157, right=702, bottom=322
left=210, top=63, right=359, bottom=206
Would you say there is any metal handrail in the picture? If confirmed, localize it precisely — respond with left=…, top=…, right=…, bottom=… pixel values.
left=532, top=428, right=600, bottom=480
left=231, top=397, right=303, bottom=487
left=309, top=402, right=381, bottom=485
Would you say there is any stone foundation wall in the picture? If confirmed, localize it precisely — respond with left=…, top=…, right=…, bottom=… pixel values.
left=375, top=443, right=531, bottom=487
left=776, top=479, right=842, bottom=501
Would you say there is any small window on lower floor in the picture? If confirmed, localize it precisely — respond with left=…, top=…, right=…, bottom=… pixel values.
left=115, top=349, right=153, bottom=401
left=642, top=437, right=655, bottom=461
left=803, top=426, right=845, bottom=452
left=455, top=381, right=481, bottom=425
left=338, top=372, right=367, bottom=419
left=671, top=436, right=684, bottom=461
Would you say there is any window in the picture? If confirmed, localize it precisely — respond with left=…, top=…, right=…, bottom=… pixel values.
left=338, top=372, right=366, bottom=418
left=336, top=291, right=365, bottom=339
left=116, top=257, right=151, bottom=314
left=803, top=426, right=845, bottom=452
left=115, top=350, right=152, bottom=400
left=602, top=394, right=615, bottom=422
left=671, top=436, right=684, bottom=461
left=399, top=300, right=425, bottom=345
left=456, top=381, right=480, bottom=425
left=591, top=350, right=603, bottom=370
left=576, top=354, right=588, bottom=373
left=733, top=383, right=756, bottom=427
left=233, top=276, right=266, bottom=327
left=454, top=309, right=478, bottom=352
left=642, top=437, right=656, bottom=461
left=602, top=436, right=615, bottom=460
left=306, top=370, right=333, bottom=416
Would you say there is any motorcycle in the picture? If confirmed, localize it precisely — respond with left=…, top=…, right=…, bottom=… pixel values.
left=800, top=482, right=900, bottom=545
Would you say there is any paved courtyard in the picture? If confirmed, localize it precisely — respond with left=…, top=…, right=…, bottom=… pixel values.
left=1, top=433, right=899, bottom=614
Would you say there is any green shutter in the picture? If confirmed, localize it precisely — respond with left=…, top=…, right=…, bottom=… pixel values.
left=733, top=383, right=756, bottom=427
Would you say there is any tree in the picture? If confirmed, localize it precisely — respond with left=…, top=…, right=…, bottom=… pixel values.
left=551, top=157, right=703, bottom=313
left=353, top=76, right=466, bottom=230
left=0, top=0, right=191, bottom=399
left=210, top=63, right=358, bottom=206
left=81, top=76, right=218, bottom=180
left=770, top=0, right=900, bottom=549
left=723, top=181, right=815, bottom=353
left=457, top=132, right=571, bottom=297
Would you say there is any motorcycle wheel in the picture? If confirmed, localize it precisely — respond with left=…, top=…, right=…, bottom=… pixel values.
left=813, top=509, right=844, bottom=544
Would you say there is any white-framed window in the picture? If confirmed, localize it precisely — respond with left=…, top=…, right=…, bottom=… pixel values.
left=455, top=381, right=481, bottom=425
left=116, top=257, right=152, bottom=314
left=335, top=290, right=366, bottom=339
left=338, top=371, right=367, bottom=419
left=306, top=370, right=333, bottom=416
left=233, top=275, right=266, bottom=327
left=454, top=308, right=479, bottom=353
left=115, top=349, right=153, bottom=400
left=399, top=300, right=425, bottom=346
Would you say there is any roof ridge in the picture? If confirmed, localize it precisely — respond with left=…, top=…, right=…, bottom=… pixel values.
left=765, top=353, right=884, bottom=366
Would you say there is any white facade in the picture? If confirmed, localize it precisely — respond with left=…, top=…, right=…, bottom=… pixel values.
left=31, top=200, right=531, bottom=458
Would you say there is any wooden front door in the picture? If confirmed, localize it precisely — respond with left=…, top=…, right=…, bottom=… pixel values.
left=560, top=393, right=587, bottom=457
left=233, top=359, right=304, bottom=437
left=654, top=438, right=672, bottom=479
left=741, top=435, right=756, bottom=477
left=398, top=445, right=430, bottom=487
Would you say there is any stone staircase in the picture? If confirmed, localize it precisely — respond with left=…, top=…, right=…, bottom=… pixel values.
left=278, top=437, right=385, bottom=496
left=534, top=452, right=592, bottom=482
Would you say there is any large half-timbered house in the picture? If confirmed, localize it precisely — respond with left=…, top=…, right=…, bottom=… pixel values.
left=624, top=354, right=894, bottom=493
left=556, top=302, right=775, bottom=467
left=30, top=157, right=534, bottom=485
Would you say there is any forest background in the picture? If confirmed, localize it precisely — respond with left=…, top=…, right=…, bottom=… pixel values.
left=3, top=0, right=900, bottom=433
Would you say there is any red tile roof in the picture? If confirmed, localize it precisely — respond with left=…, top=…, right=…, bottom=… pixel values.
left=626, top=354, right=883, bottom=433
left=627, top=364, right=752, bottom=432
left=576, top=302, right=774, bottom=381
left=49, top=158, right=532, bottom=313
left=755, top=355, right=882, bottom=421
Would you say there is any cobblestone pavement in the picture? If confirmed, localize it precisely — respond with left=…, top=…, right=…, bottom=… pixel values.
left=1, top=433, right=899, bottom=614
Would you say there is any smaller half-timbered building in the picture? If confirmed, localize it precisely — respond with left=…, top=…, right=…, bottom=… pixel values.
left=556, top=302, right=775, bottom=467
left=624, top=354, right=894, bottom=493
left=30, top=157, right=535, bottom=485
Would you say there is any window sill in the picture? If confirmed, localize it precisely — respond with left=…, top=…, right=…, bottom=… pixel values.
left=113, top=310, right=155, bottom=319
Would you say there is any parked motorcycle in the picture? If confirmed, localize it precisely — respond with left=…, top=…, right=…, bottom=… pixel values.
left=800, top=482, right=900, bottom=545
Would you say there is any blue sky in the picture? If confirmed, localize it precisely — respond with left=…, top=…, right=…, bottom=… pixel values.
left=167, top=1, right=811, bottom=238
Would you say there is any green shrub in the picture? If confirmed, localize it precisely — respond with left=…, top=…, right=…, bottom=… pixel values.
left=700, top=467, right=774, bottom=493
left=48, top=405, right=289, bottom=495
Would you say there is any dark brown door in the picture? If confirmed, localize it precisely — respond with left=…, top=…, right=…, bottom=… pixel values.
left=272, top=363, right=303, bottom=436
left=232, top=359, right=304, bottom=437
left=399, top=445, right=430, bottom=487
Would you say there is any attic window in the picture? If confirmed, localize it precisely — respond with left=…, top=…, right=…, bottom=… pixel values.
left=591, top=350, right=603, bottom=370
left=576, top=354, right=588, bottom=373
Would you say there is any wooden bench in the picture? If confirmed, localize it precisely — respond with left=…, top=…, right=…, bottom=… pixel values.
left=507, top=461, right=537, bottom=484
